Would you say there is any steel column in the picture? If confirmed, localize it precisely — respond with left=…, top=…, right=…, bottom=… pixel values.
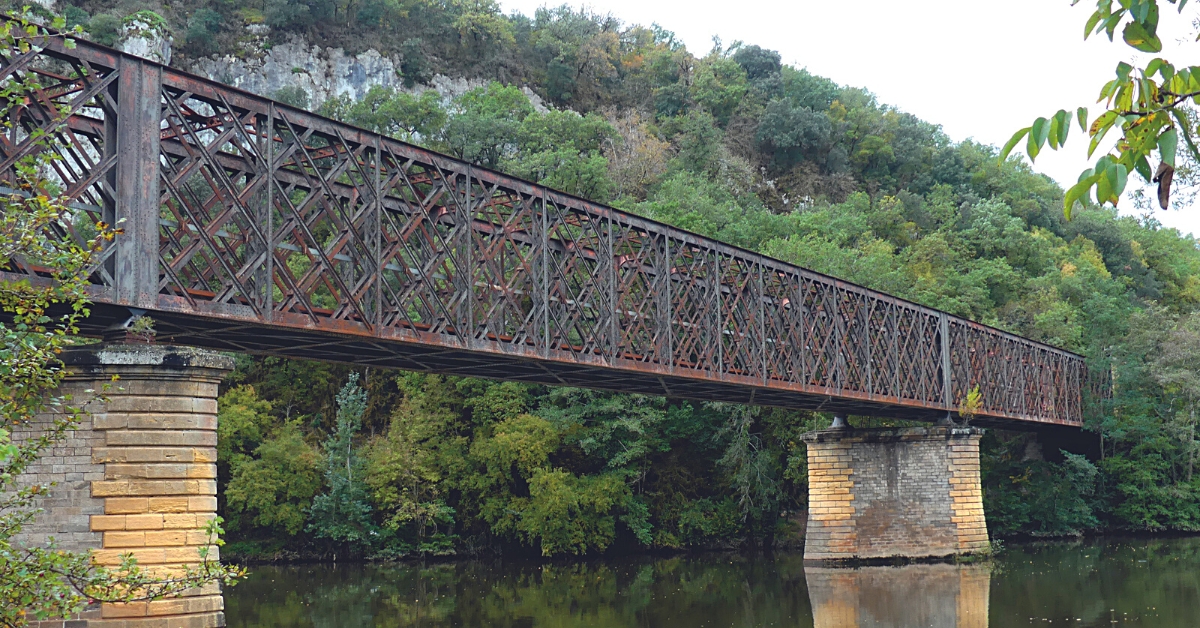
left=113, top=56, right=162, bottom=309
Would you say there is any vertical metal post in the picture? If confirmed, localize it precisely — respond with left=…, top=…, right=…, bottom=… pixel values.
left=940, top=312, right=953, bottom=411
left=607, top=214, right=617, bottom=364
left=374, top=136, right=382, bottom=331
left=714, top=250, right=722, bottom=374
left=891, top=306, right=900, bottom=401
left=758, top=263, right=767, bottom=384
left=541, top=189, right=549, bottom=356
left=796, top=279, right=806, bottom=385
left=102, top=75, right=118, bottom=283
left=864, top=300, right=873, bottom=395
left=663, top=236, right=672, bottom=369
left=265, top=104, right=274, bottom=321
left=463, top=166, right=474, bottom=346
left=252, top=108, right=269, bottom=313
left=113, top=57, right=162, bottom=309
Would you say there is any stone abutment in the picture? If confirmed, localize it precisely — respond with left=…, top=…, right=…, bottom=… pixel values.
left=14, top=343, right=231, bottom=628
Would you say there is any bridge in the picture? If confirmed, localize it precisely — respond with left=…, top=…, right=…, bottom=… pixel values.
left=4, top=27, right=1094, bottom=627
left=1, top=31, right=1087, bottom=428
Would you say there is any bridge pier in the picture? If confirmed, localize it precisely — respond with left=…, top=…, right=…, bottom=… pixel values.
left=15, top=343, right=231, bottom=627
left=802, top=426, right=989, bottom=563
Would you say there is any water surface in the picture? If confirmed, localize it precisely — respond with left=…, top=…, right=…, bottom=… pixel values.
left=226, top=537, right=1200, bottom=627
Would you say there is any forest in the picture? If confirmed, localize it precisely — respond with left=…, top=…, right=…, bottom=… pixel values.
left=31, top=0, right=1200, bottom=559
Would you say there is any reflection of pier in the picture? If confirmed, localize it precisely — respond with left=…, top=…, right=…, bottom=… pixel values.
left=806, top=563, right=990, bottom=627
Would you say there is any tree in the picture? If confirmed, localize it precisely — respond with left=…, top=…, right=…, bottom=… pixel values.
left=1148, top=310, right=1200, bottom=481
left=363, top=374, right=460, bottom=557
left=322, top=86, right=446, bottom=143
left=224, top=412, right=322, bottom=538
left=307, top=373, right=379, bottom=555
left=1002, top=0, right=1199, bottom=216
left=439, top=83, right=533, bottom=167
left=0, top=13, right=241, bottom=625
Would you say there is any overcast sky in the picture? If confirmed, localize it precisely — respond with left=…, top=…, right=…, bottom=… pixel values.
left=500, top=0, right=1200, bottom=238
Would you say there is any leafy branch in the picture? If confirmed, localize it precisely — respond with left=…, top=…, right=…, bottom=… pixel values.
left=1001, top=0, right=1200, bottom=217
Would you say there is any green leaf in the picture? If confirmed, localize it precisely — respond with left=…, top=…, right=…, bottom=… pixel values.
left=1096, top=169, right=1113, bottom=204
left=1032, top=116, right=1051, bottom=149
left=1084, top=10, right=1103, bottom=38
left=1099, top=79, right=1119, bottom=100
left=1136, top=153, right=1154, bottom=182
left=1171, top=109, right=1200, bottom=161
left=1132, top=1, right=1148, bottom=23
left=1116, top=61, right=1135, bottom=83
left=1160, top=62, right=1175, bottom=83
left=1159, top=127, right=1178, bottom=166
left=1000, top=127, right=1031, bottom=162
left=1064, top=169, right=1101, bottom=220
left=1105, top=12, right=1123, bottom=39
left=1146, top=1, right=1161, bottom=34
left=1107, top=162, right=1129, bottom=198
left=1054, top=109, right=1071, bottom=146
left=1088, top=113, right=1118, bottom=157
left=1028, top=129, right=1043, bottom=161
left=1077, top=107, right=1089, bottom=132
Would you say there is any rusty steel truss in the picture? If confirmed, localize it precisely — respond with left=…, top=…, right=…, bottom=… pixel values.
left=0, top=30, right=1092, bottom=427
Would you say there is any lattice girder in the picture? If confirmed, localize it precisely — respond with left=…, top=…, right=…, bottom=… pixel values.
left=0, top=30, right=1097, bottom=428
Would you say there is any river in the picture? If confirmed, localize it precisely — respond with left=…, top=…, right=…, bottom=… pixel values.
left=225, top=536, right=1200, bottom=627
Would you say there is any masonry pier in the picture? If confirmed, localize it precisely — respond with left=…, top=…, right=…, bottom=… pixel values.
left=802, top=426, right=989, bottom=563
left=16, top=344, right=230, bottom=628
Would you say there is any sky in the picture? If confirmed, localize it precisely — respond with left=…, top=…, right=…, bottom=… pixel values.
left=500, top=0, right=1200, bottom=237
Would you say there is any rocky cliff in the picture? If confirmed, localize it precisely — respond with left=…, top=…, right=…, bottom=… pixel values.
left=186, top=32, right=548, bottom=112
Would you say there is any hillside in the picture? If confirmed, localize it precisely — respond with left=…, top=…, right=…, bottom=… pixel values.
left=23, top=0, right=1200, bottom=556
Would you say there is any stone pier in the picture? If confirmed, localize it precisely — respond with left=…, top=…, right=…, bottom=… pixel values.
left=801, top=426, right=988, bottom=563
left=15, top=343, right=231, bottom=628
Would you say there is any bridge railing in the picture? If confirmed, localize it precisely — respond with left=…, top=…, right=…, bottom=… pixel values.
left=0, top=28, right=1090, bottom=426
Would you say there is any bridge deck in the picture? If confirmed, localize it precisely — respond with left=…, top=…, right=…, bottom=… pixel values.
left=1, top=29, right=1089, bottom=426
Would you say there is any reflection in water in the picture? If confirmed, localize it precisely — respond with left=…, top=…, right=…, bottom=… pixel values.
left=805, top=563, right=989, bottom=628
left=227, top=556, right=816, bottom=628
left=226, top=537, right=1200, bottom=627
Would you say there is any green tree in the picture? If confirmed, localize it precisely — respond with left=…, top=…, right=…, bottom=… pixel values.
left=224, top=420, right=322, bottom=537
left=307, top=373, right=379, bottom=554
left=364, top=374, right=461, bottom=556
left=323, top=86, right=447, bottom=143
left=439, top=83, right=533, bottom=167
left=507, top=109, right=617, bottom=200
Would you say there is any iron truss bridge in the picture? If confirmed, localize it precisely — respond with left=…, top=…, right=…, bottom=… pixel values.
left=0, top=29, right=1098, bottom=427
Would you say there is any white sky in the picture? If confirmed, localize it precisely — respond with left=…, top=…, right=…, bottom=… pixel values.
left=500, top=0, right=1200, bottom=238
